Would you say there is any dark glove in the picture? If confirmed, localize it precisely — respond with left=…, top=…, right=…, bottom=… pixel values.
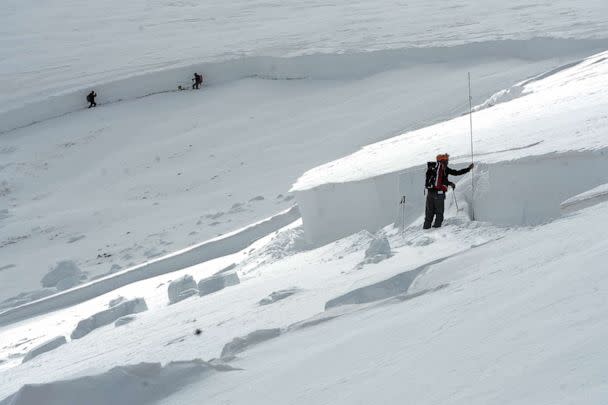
left=468, top=163, right=475, bottom=170
left=448, top=182, right=455, bottom=189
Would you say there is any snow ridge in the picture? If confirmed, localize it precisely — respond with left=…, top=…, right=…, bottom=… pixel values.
left=2, top=38, right=608, bottom=134
left=0, top=206, right=299, bottom=328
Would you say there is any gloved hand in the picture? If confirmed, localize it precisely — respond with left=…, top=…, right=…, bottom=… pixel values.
left=448, top=182, right=456, bottom=189
left=468, top=163, right=475, bottom=170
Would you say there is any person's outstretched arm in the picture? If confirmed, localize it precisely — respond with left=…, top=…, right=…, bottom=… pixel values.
left=447, top=163, right=474, bottom=176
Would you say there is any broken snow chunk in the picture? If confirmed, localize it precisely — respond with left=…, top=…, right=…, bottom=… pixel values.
left=22, top=336, right=67, bottom=363
left=3, top=360, right=234, bottom=404
left=220, top=328, right=281, bottom=360
left=215, top=263, right=237, bottom=275
left=222, top=272, right=240, bottom=287
left=325, top=266, right=422, bottom=310
left=71, top=298, right=148, bottom=339
left=168, top=275, right=198, bottom=304
left=198, top=275, right=224, bottom=296
left=358, top=236, right=393, bottom=267
left=560, top=183, right=608, bottom=214
left=365, top=236, right=391, bottom=258
left=115, top=315, right=136, bottom=327
left=198, top=272, right=240, bottom=297
left=176, top=288, right=199, bottom=303
left=108, top=296, right=126, bottom=307
left=259, top=288, right=299, bottom=306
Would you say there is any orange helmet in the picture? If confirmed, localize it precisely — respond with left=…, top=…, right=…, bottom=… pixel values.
left=436, top=153, right=449, bottom=162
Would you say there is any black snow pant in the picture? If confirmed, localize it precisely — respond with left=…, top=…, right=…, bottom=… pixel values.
left=88, top=101, right=96, bottom=108
left=423, top=190, right=445, bottom=229
left=192, top=81, right=200, bottom=89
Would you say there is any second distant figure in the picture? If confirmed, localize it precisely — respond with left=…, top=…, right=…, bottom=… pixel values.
left=86, top=91, right=97, bottom=108
left=192, top=73, right=203, bottom=89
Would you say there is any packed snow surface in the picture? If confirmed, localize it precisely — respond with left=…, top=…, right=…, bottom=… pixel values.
left=2, top=47, right=587, bottom=301
left=2, top=196, right=608, bottom=403
left=3, top=0, right=608, bottom=302
left=2, top=0, right=608, bottom=403
left=161, top=203, right=608, bottom=405
left=3, top=0, right=608, bottom=114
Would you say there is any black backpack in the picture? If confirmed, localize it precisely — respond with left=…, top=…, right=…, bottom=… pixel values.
left=425, top=161, right=437, bottom=190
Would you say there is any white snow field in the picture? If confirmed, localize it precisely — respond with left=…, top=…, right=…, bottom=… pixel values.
left=3, top=0, right=608, bottom=117
left=1, top=48, right=608, bottom=404
left=2, top=0, right=608, bottom=404
left=3, top=43, right=602, bottom=304
left=2, top=0, right=608, bottom=304
left=2, top=191, right=608, bottom=403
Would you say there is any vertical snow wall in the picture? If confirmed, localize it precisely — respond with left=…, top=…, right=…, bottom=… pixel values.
left=295, top=150, right=608, bottom=245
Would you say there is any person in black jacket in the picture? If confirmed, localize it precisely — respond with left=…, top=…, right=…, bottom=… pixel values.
left=192, top=73, right=203, bottom=89
left=86, top=91, right=97, bottom=108
left=423, top=153, right=474, bottom=229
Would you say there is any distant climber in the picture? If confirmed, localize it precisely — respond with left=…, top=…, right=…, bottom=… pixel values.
left=192, top=73, right=203, bottom=89
left=86, top=91, right=97, bottom=108
left=423, top=153, right=473, bottom=229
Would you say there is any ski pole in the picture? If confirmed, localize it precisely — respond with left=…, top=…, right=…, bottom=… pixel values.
left=402, top=195, right=406, bottom=234
left=452, top=190, right=459, bottom=211
left=468, top=72, right=475, bottom=220
left=399, top=196, right=406, bottom=234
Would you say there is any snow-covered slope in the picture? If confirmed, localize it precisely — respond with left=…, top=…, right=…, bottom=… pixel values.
left=3, top=49, right=608, bottom=402
left=159, top=201, right=608, bottom=405
left=3, top=0, right=608, bottom=304
left=2, top=186, right=608, bottom=404
left=4, top=0, right=608, bottom=115
left=2, top=47, right=584, bottom=302
left=3, top=0, right=608, bottom=403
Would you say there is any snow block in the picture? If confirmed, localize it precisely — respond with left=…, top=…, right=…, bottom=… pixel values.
left=325, top=266, right=424, bottom=310
left=220, top=328, right=282, bottom=360
left=177, top=288, right=199, bottom=303
left=0, top=360, right=234, bottom=405
left=215, top=263, right=237, bottom=275
left=114, top=315, right=136, bottom=327
left=287, top=313, right=342, bottom=332
left=222, top=272, right=240, bottom=287
left=22, top=336, right=67, bottom=363
left=198, top=272, right=240, bottom=297
left=295, top=170, right=408, bottom=245
left=41, top=261, right=84, bottom=290
left=167, top=275, right=198, bottom=304
left=560, top=183, right=608, bottom=214
left=365, top=236, right=391, bottom=258
left=363, top=236, right=392, bottom=265
left=108, top=296, right=126, bottom=308
left=71, top=298, right=148, bottom=339
left=259, top=288, right=299, bottom=306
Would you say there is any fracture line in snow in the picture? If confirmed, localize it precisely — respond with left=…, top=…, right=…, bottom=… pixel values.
left=0, top=206, right=300, bottom=328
